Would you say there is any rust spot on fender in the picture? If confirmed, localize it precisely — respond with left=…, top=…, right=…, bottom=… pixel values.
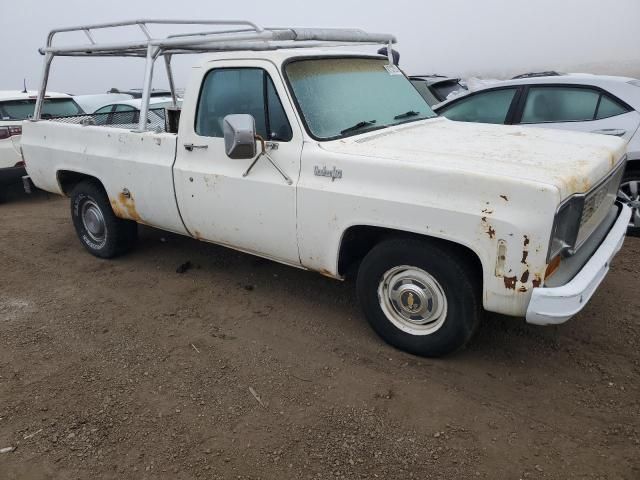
left=532, top=274, right=542, bottom=288
left=193, top=230, right=202, bottom=240
left=518, top=286, right=528, bottom=293
left=500, top=195, right=509, bottom=202
left=111, top=191, right=142, bottom=222
left=487, top=226, right=496, bottom=239
left=504, top=276, right=517, bottom=290
left=521, top=250, right=529, bottom=264
left=520, top=270, right=530, bottom=283
left=523, top=235, right=530, bottom=247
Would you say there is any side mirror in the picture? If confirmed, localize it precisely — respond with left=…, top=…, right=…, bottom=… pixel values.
left=223, top=114, right=256, bottom=159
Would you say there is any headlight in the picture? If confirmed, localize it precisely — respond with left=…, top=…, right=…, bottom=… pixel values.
left=547, top=195, right=584, bottom=261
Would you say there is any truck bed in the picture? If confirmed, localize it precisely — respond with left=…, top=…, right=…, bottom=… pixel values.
left=21, top=120, right=188, bottom=235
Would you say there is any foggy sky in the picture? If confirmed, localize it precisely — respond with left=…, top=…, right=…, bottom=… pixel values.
left=2, top=0, right=639, bottom=95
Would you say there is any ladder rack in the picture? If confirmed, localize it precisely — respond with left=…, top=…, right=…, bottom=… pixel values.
left=34, top=19, right=397, bottom=130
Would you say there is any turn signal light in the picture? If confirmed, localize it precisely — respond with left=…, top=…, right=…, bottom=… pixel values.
left=545, top=255, right=562, bottom=280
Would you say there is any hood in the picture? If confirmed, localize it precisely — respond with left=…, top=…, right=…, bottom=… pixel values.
left=321, top=118, right=626, bottom=199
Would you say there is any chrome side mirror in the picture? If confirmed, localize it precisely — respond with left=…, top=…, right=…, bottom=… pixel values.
left=223, top=114, right=256, bottom=159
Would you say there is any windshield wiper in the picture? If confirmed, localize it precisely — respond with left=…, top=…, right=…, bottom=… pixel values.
left=394, top=110, right=420, bottom=120
left=340, top=120, right=377, bottom=135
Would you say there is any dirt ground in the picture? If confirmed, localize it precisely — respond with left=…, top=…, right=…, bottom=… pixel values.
left=1, top=184, right=639, bottom=480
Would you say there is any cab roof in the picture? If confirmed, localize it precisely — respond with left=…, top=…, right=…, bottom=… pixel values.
left=197, top=48, right=386, bottom=68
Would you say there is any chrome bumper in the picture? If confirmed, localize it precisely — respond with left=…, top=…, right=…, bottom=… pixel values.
left=526, top=203, right=631, bottom=326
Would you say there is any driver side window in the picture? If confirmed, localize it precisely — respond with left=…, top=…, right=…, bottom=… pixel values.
left=196, top=68, right=293, bottom=141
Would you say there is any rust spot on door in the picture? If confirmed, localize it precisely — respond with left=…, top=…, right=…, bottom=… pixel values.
left=504, top=276, right=517, bottom=290
left=520, top=270, right=530, bottom=283
left=500, top=195, right=509, bottom=202
left=521, top=251, right=529, bottom=264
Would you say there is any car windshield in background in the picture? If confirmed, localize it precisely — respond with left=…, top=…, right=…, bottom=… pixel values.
left=0, top=98, right=84, bottom=120
left=431, top=81, right=466, bottom=102
left=285, top=57, right=436, bottom=140
left=410, top=79, right=440, bottom=106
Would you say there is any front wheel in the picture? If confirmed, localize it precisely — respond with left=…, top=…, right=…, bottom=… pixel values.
left=618, top=166, right=640, bottom=237
left=70, top=180, right=138, bottom=258
left=356, top=238, right=481, bottom=357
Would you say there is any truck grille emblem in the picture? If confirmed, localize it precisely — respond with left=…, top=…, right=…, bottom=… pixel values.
left=314, top=166, right=343, bottom=182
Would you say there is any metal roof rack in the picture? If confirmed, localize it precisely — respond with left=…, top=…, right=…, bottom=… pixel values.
left=34, top=19, right=397, bottom=130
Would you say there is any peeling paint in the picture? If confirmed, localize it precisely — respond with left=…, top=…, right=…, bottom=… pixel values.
left=504, top=276, right=517, bottom=290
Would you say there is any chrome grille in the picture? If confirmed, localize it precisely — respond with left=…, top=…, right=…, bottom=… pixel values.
left=580, top=183, right=609, bottom=227
left=575, top=159, right=626, bottom=249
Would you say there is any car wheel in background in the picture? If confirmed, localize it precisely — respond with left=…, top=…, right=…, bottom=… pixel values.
left=618, top=166, right=640, bottom=237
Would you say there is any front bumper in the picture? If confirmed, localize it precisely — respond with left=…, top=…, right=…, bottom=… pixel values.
left=526, top=203, right=632, bottom=326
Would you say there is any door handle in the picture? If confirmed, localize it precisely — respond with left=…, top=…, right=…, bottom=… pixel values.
left=184, top=143, right=209, bottom=152
left=591, top=128, right=626, bottom=137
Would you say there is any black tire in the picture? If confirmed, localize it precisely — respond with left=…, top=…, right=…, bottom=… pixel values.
left=70, top=180, right=137, bottom=258
left=356, top=238, right=481, bottom=358
left=620, top=165, right=640, bottom=237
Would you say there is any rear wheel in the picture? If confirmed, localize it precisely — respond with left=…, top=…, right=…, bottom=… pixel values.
left=618, top=166, right=640, bottom=237
left=356, top=238, right=481, bottom=357
left=70, top=180, right=137, bottom=258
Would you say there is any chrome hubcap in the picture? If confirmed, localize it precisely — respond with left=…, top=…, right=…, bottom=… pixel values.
left=378, top=266, right=448, bottom=335
left=618, top=179, right=640, bottom=229
left=81, top=200, right=106, bottom=243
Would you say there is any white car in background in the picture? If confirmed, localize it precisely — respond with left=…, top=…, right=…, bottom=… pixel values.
left=0, top=91, right=83, bottom=184
left=435, top=72, right=640, bottom=235
left=91, top=97, right=180, bottom=130
left=74, top=89, right=176, bottom=113
left=73, top=93, right=134, bottom=114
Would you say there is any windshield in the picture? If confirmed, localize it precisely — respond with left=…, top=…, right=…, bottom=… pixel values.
left=0, top=98, right=84, bottom=120
left=285, top=57, right=436, bottom=140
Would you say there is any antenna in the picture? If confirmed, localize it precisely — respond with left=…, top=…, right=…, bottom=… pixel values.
left=22, top=78, right=28, bottom=93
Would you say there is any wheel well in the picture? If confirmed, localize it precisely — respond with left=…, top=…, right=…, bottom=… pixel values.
left=57, top=171, right=104, bottom=196
left=626, top=158, right=640, bottom=173
left=337, top=226, right=483, bottom=283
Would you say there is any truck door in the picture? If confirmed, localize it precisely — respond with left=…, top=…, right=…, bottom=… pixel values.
left=173, top=61, right=302, bottom=265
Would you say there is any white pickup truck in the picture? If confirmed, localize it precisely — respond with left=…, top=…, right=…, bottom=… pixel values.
left=21, top=20, right=632, bottom=357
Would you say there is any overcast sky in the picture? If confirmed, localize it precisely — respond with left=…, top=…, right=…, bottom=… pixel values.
left=2, top=0, right=639, bottom=94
